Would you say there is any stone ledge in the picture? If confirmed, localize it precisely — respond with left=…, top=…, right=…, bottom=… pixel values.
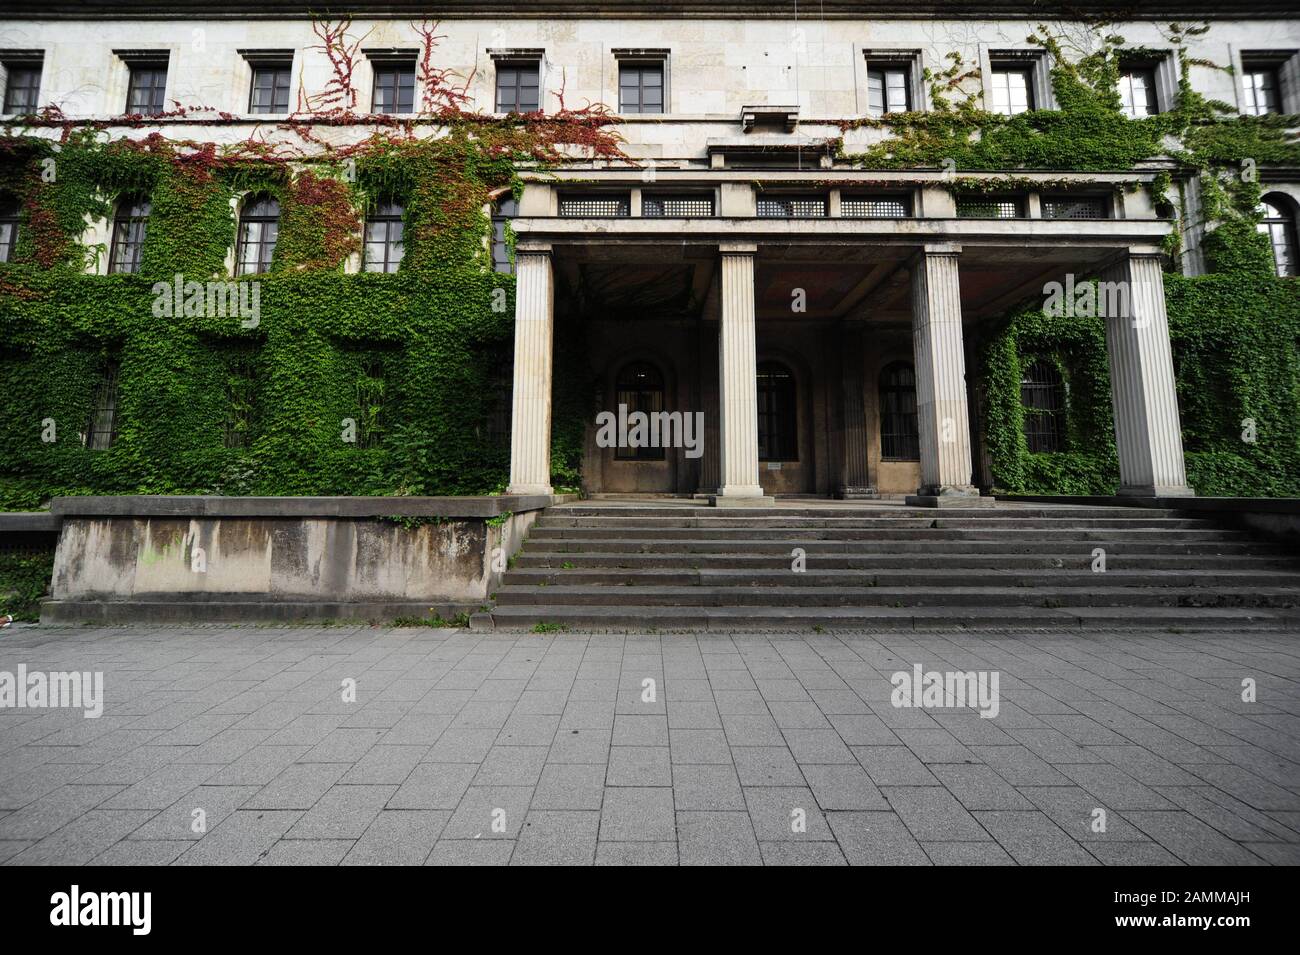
left=40, top=596, right=481, bottom=625
left=48, top=494, right=558, bottom=519
left=0, top=512, right=61, bottom=533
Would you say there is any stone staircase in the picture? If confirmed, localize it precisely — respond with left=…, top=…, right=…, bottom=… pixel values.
left=483, top=500, right=1300, bottom=630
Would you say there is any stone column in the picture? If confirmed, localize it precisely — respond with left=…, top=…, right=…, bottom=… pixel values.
left=716, top=242, right=767, bottom=503
left=838, top=322, right=877, bottom=498
left=1101, top=250, right=1193, bottom=496
left=910, top=244, right=977, bottom=498
left=507, top=245, right=555, bottom=496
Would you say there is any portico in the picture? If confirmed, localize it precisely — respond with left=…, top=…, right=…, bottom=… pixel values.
left=505, top=172, right=1192, bottom=502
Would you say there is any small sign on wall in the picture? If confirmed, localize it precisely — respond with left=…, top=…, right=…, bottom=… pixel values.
left=766, top=461, right=782, bottom=470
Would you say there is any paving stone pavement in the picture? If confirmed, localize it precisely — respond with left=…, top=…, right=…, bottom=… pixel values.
left=1, top=624, right=1298, bottom=866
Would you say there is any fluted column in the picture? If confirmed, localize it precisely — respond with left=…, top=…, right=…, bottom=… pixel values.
left=717, top=243, right=764, bottom=500
left=911, top=244, right=976, bottom=496
left=507, top=246, right=554, bottom=496
left=1101, top=251, right=1193, bottom=496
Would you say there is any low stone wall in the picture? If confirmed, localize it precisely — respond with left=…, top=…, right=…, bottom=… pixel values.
left=40, top=495, right=558, bottom=624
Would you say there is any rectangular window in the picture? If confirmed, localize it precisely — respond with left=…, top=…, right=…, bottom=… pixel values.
left=126, top=63, right=168, bottom=115
left=372, top=64, right=415, bottom=114
left=0, top=197, right=19, bottom=262
left=841, top=195, right=911, bottom=218
left=619, top=62, right=664, bottom=114
left=956, top=197, right=1020, bottom=219
left=496, top=62, right=540, bottom=113
left=491, top=197, right=517, bottom=273
left=249, top=64, right=291, bottom=114
left=990, top=65, right=1034, bottom=115
left=85, top=360, right=119, bottom=450
left=1041, top=196, right=1107, bottom=220
left=757, top=196, right=827, bottom=219
left=3, top=61, right=41, bottom=114
left=364, top=202, right=405, bottom=273
left=867, top=65, right=911, bottom=116
left=642, top=194, right=714, bottom=218
left=1119, top=66, right=1159, bottom=118
left=108, top=198, right=150, bottom=274
left=222, top=347, right=258, bottom=450
left=1242, top=61, right=1281, bottom=116
left=558, top=194, right=630, bottom=218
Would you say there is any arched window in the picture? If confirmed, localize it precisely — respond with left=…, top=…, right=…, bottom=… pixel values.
left=0, top=195, right=19, bottom=263
left=364, top=199, right=404, bottom=273
left=1021, top=358, right=1066, bottom=453
left=108, top=195, right=150, bottom=274
left=492, top=196, right=518, bottom=274
left=1259, top=197, right=1298, bottom=277
left=235, top=193, right=280, bottom=276
left=757, top=361, right=798, bottom=462
left=879, top=362, right=919, bottom=460
left=615, top=361, right=665, bottom=461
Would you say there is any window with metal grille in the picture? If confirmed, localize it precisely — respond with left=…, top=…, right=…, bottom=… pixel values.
left=867, top=65, right=911, bottom=116
left=3, top=63, right=41, bottom=114
left=1259, top=197, right=1298, bottom=277
left=364, top=199, right=404, bottom=273
left=235, top=194, right=280, bottom=276
left=0, top=195, right=18, bottom=263
left=757, top=361, right=798, bottom=462
left=1242, top=60, right=1282, bottom=116
left=108, top=195, right=150, bottom=274
left=615, top=361, right=665, bottom=461
left=492, top=197, right=518, bottom=273
left=757, top=196, right=827, bottom=219
left=85, top=360, right=119, bottom=450
left=372, top=64, right=415, bottom=114
left=619, top=62, right=664, bottom=114
left=879, top=361, right=919, bottom=460
left=559, top=194, right=630, bottom=218
left=990, top=65, right=1034, bottom=115
left=956, top=197, right=1020, bottom=219
left=496, top=62, right=540, bottom=113
left=841, top=195, right=910, bottom=218
left=351, top=354, right=389, bottom=449
left=1021, top=358, right=1066, bottom=453
left=1119, top=66, right=1159, bottom=117
left=126, top=63, right=167, bottom=115
left=249, top=64, right=291, bottom=114
left=642, top=194, right=714, bottom=218
left=222, top=347, right=258, bottom=449
left=1042, top=196, right=1107, bottom=220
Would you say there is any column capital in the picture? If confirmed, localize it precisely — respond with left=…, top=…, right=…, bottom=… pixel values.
left=515, top=241, right=553, bottom=256
left=719, top=241, right=758, bottom=256
left=916, top=242, right=962, bottom=258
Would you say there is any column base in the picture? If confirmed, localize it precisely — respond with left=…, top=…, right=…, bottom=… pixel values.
left=507, top=483, right=554, bottom=496
left=906, top=485, right=995, bottom=507
left=836, top=485, right=880, bottom=500
left=711, top=486, right=774, bottom=507
left=1118, top=484, right=1195, bottom=498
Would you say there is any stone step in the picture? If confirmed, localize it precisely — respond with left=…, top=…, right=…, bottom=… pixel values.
left=486, top=604, right=1297, bottom=630
left=499, top=568, right=1300, bottom=589
left=493, top=583, right=1300, bottom=609
left=523, top=538, right=1280, bottom=556
left=513, top=551, right=1297, bottom=570
left=534, top=515, right=1222, bottom=530
left=550, top=505, right=1195, bottom=520
left=527, top=526, right=1251, bottom=542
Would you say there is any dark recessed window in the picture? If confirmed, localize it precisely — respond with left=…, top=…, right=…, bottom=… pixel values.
left=3, top=62, right=41, bottom=114
left=236, top=194, right=279, bottom=276
left=223, top=348, right=258, bottom=450
left=757, top=195, right=827, bottom=219
left=1242, top=59, right=1282, bottom=116
left=1119, top=65, right=1159, bottom=117
left=0, top=196, right=19, bottom=263
left=619, top=62, right=664, bottom=114
left=1021, top=358, right=1066, bottom=453
left=492, top=197, right=518, bottom=273
left=757, top=361, right=798, bottom=462
left=867, top=65, right=911, bottom=116
left=642, top=194, right=714, bottom=217
left=85, top=360, right=120, bottom=450
left=879, top=361, right=919, bottom=460
left=559, top=194, right=630, bottom=217
left=108, top=195, right=150, bottom=274
left=249, top=64, right=291, bottom=114
left=372, top=63, right=415, bottom=114
left=126, top=63, right=168, bottom=115
left=484, top=348, right=513, bottom=448
left=841, top=195, right=910, bottom=218
left=990, top=64, right=1034, bottom=115
left=496, top=62, right=540, bottom=113
left=1042, top=196, right=1107, bottom=220
left=1259, top=197, right=1298, bottom=277
left=353, top=355, right=388, bottom=449
left=364, top=199, right=404, bottom=273
left=956, top=197, right=1021, bottom=219
left=615, top=361, right=664, bottom=461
